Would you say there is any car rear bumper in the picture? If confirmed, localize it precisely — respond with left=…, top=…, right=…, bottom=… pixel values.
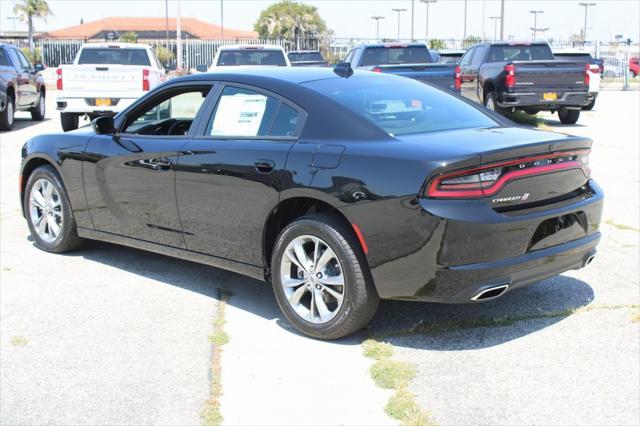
left=56, top=96, right=140, bottom=114
left=357, top=180, right=603, bottom=303
left=498, top=91, right=590, bottom=109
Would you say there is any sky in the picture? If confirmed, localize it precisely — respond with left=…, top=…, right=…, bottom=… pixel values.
left=0, top=0, right=638, bottom=42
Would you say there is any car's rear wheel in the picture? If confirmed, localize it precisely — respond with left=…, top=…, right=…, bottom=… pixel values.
left=30, top=91, right=46, bottom=121
left=0, top=95, right=14, bottom=131
left=484, top=92, right=509, bottom=116
left=24, top=165, right=83, bottom=253
left=271, top=214, right=379, bottom=340
left=558, top=108, right=580, bottom=124
left=60, top=113, right=79, bottom=132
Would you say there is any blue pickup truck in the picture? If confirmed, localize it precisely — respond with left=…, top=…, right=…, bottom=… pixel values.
left=344, top=43, right=460, bottom=92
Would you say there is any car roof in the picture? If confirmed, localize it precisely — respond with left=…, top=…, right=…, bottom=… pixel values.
left=81, top=43, right=151, bottom=49
left=357, top=42, right=428, bottom=48
left=481, top=41, right=551, bottom=46
left=288, top=50, right=321, bottom=53
left=218, top=45, right=285, bottom=51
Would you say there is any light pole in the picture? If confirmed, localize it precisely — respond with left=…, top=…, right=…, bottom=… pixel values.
left=489, top=16, right=501, bottom=41
left=463, top=0, right=468, bottom=40
left=371, top=16, right=385, bottom=41
left=579, top=2, right=596, bottom=42
left=410, top=0, right=415, bottom=41
left=221, top=0, right=224, bottom=38
left=391, top=8, right=407, bottom=41
left=165, top=0, right=169, bottom=45
left=419, top=0, right=437, bottom=41
left=176, top=0, right=182, bottom=70
left=529, top=10, right=547, bottom=39
left=499, top=0, right=505, bottom=40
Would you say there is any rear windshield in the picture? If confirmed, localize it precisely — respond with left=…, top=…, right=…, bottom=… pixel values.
left=437, top=54, right=462, bottom=64
left=487, top=44, right=554, bottom=62
left=361, top=46, right=433, bottom=66
left=289, top=52, right=324, bottom=62
left=77, top=48, right=151, bottom=66
left=304, top=76, right=497, bottom=136
left=217, top=50, right=287, bottom=66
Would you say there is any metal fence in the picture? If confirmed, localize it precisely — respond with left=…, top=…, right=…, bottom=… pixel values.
left=6, top=36, right=638, bottom=88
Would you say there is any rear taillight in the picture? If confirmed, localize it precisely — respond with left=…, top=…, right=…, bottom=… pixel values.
left=56, top=68, right=63, bottom=90
left=372, top=67, right=382, bottom=73
left=142, top=68, right=150, bottom=91
left=425, top=150, right=590, bottom=199
left=584, top=63, right=590, bottom=85
left=454, top=65, right=462, bottom=91
left=504, top=64, right=516, bottom=88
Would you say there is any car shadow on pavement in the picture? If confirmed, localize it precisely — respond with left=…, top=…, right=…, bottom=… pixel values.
left=369, top=275, right=594, bottom=350
left=61, top=239, right=593, bottom=348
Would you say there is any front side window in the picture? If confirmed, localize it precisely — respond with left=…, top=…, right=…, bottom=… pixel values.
left=0, top=49, right=10, bottom=66
left=208, top=86, right=300, bottom=138
left=460, top=47, right=475, bottom=67
left=470, top=45, right=488, bottom=68
left=15, top=49, right=31, bottom=69
left=124, top=87, right=210, bottom=135
left=304, top=76, right=497, bottom=136
left=78, top=48, right=151, bottom=66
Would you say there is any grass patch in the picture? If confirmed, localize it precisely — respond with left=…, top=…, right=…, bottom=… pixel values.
left=605, top=218, right=640, bottom=232
left=510, top=111, right=544, bottom=126
left=201, top=288, right=232, bottom=426
left=363, top=339, right=394, bottom=360
left=10, top=335, right=27, bottom=346
left=386, top=388, right=436, bottom=426
left=370, top=358, right=416, bottom=389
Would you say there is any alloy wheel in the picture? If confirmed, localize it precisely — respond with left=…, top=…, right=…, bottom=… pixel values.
left=39, top=95, right=45, bottom=116
left=29, top=178, right=63, bottom=242
left=486, top=97, right=495, bottom=111
left=7, top=101, right=14, bottom=126
left=280, top=235, right=345, bottom=324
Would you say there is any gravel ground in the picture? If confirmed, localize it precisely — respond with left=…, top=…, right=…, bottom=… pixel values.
left=370, top=90, right=640, bottom=426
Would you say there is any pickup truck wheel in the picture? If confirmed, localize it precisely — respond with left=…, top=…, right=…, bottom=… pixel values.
left=60, top=113, right=79, bottom=132
left=24, top=165, right=83, bottom=253
left=0, top=95, right=14, bottom=131
left=271, top=214, right=379, bottom=340
left=558, top=108, right=580, bottom=125
left=30, top=91, right=46, bottom=121
left=484, top=92, right=506, bottom=116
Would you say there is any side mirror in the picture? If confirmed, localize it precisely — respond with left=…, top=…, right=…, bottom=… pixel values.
left=92, top=116, right=116, bottom=135
left=34, top=63, right=45, bottom=72
left=333, top=62, right=353, bottom=78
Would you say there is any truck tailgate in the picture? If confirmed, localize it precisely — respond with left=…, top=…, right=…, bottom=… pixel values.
left=512, top=60, right=587, bottom=91
left=60, top=65, right=144, bottom=96
left=376, top=63, right=457, bottom=90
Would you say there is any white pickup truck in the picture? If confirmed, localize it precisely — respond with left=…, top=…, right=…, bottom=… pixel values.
left=56, top=43, right=165, bottom=131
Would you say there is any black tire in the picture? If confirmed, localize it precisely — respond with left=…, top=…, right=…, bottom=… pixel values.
left=582, top=99, right=596, bottom=111
left=558, top=108, right=580, bottom=125
left=484, top=91, right=507, bottom=116
left=271, top=214, right=379, bottom=340
left=30, top=90, right=46, bottom=121
left=24, top=165, right=83, bottom=253
left=60, top=113, right=79, bottom=132
left=0, top=94, right=14, bottom=131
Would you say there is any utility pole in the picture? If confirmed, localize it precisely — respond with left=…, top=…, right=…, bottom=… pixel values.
left=463, top=0, right=468, bottom=40
left=221, top=0, right=224, bottom=38
left=499, top=0, right=505, bottom=40
left=165, top=0, right=169, bottom=45
left=489, top=16, right=501, bottom=41
left=391, top=8, right=407, bottom=41
left=176, top=0, right=182, bottom=70
left=420, top=0, right=437, bottom=41
left=529, top=10, right=548, bottom=40
left=371, top=16, right=385, bottom=41
left=410, top=0, right=415, bottom=41
left=579, top=2, right=596, bottom=42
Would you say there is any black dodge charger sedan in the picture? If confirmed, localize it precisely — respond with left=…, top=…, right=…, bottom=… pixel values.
left=19, top=67, right=603, bottom=339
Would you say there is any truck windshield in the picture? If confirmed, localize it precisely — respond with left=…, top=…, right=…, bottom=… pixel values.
left=217, top=50, right=287, bottom=66
left=487, top=44, right=554, bottom=62
left=77, top=48, right=151, bottom=66
left=304, top=76, right=497, bottom=136
left=289, top=52, right=324, bottom=62
left=361, top=46, right=432, bottom=66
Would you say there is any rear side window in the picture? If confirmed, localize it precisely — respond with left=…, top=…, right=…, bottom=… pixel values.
left=78, top=48, right=151, bottom=66
left=0, top=49, right=10, bottom=66
left=217, top=50, right=286, bottom=66
left=208, top=86, right=300, bottom=137
left=361, top=46, right=432, bottom=66
left=487, top=44, right=554, bottom=62
left=304, top=76, right=497, bottom=136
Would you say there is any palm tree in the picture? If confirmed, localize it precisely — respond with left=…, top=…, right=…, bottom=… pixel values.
left=13, top=0, right=53, bottom=56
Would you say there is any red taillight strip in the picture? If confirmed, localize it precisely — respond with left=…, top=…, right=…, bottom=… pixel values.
left=427, top=150, right=589, bottom=199
left=351, top=223, right=369, bottom=254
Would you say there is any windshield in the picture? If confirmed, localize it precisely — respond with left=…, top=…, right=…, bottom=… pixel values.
left=487, top=44, right=554, bottom=62
left=361, top=46, right=433, bottom=66
left=217, top=50, right=287, bottom=66
left=304, top=76, right=497, bottom=136
left=78, top=48, right=150, bottom=65
left=289, top=52, right=324, bottom=62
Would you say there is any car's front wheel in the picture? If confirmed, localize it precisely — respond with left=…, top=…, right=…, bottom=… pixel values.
left=271, top=214, right=379, bottom=340
left=24, top=165, right=83, bottom=253
left=30, top=91, right=45, bottom=121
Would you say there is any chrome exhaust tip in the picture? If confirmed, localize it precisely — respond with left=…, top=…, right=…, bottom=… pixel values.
left=471, top=284, right=510, bottom=302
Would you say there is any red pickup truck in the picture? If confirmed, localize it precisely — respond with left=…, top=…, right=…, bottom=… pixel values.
left=630, top=57, right=640, bottom=78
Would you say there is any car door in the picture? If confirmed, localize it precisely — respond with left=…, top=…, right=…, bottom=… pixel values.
left=469, top=45, right=488, bottom=101
left=83, top=83, right=214, bottom=247
left=175, top=83, right=306, bottom=266
left=7, top=47, right=36, bottom=107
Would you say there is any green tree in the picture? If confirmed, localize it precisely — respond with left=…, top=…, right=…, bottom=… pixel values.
left=254, top=0, right=327, bottom=41
left=120, top=31, right=138, bottom=43
left=155, top=46, right=175, bottom=66
left=13, top=0, right=52, bottom=55
left=462, top=35, right=482, bottom=48
left=428, top=39, right=446, bottom=50
left=21, top=46, right=42, bottom=64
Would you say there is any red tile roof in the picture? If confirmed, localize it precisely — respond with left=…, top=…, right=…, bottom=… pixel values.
left=45, top=16, right=257, bottom=39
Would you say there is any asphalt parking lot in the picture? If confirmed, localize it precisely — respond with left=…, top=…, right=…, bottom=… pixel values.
left=1, top=91, right=639, bottom=425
